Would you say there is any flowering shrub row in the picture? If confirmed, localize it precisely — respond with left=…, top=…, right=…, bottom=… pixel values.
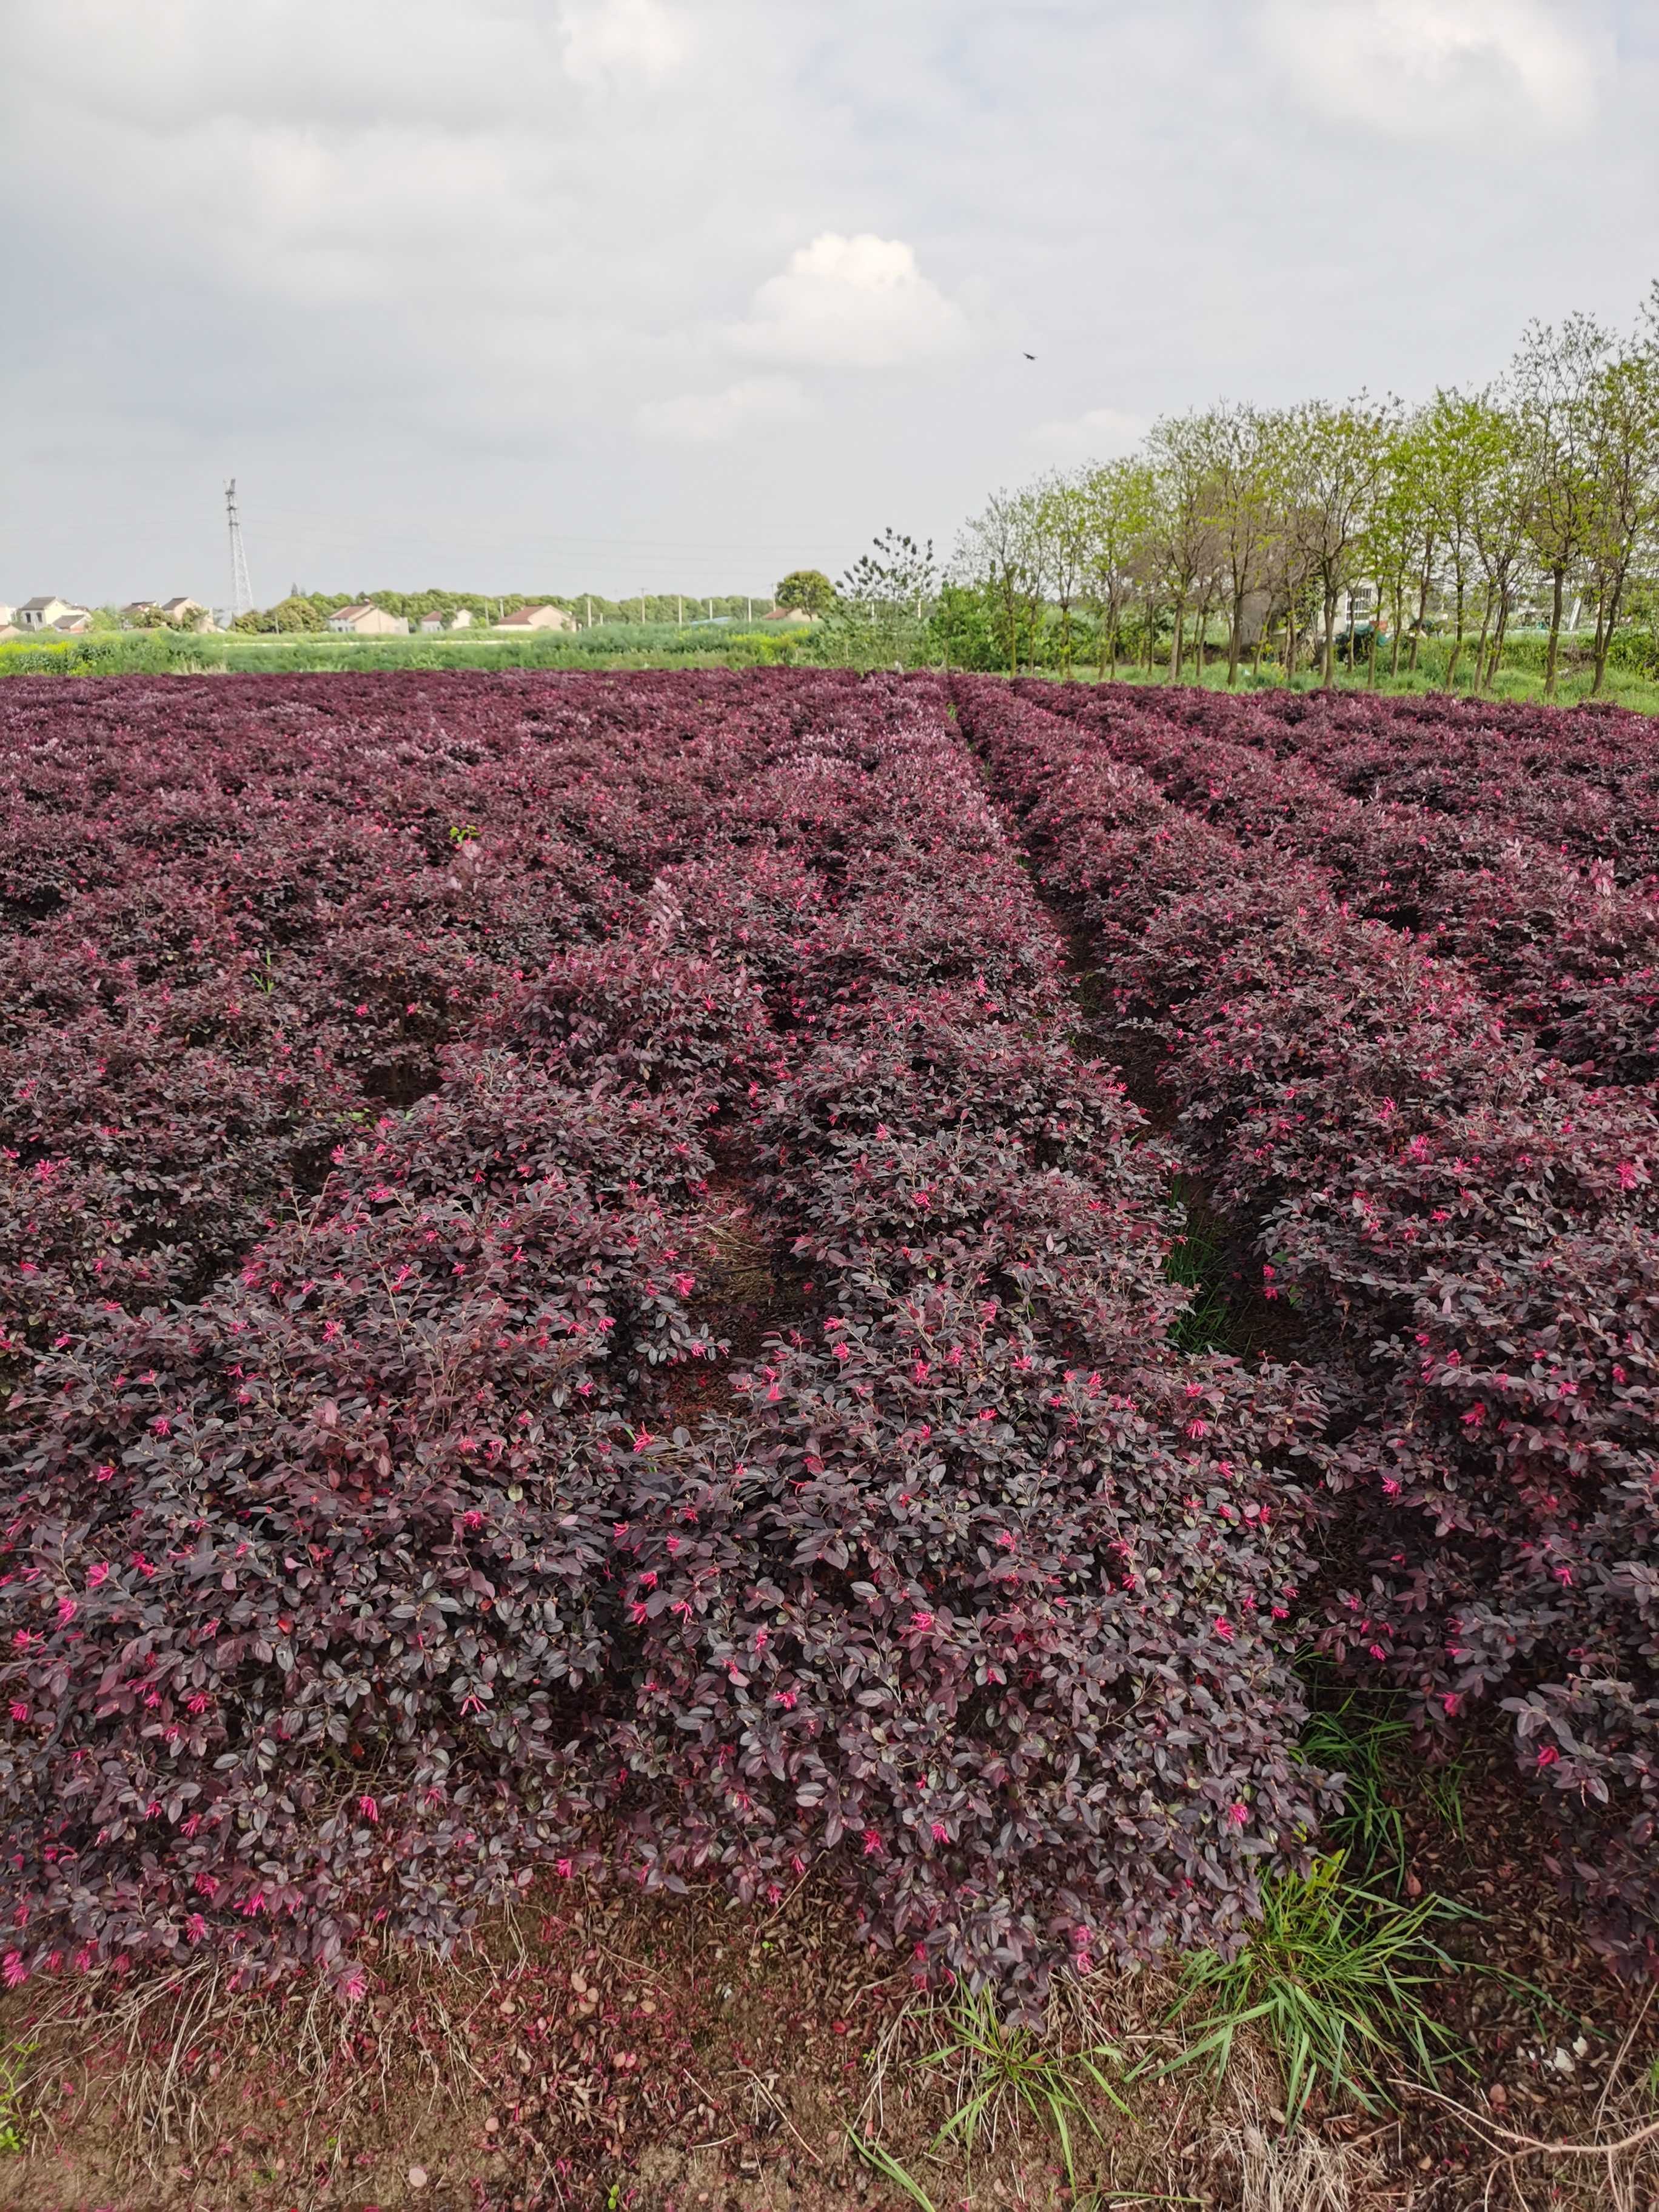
left=2, top=670, right=1330, bottom=2014
left=959, top=676, right=1659, bottom=1967
left=609, top=680, right=1330, bottom=2004
left=1022, top=680, right=1659, bottom=880
left=1020, top=682, right=1659, bottom=1085
left=0, top=671, right=776, bottom=1347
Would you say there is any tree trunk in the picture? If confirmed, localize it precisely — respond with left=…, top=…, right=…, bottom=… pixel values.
left=1227, top=586, right=1244, bottom=685
left=1168, top=596, right=1185, bottom=681
left=1409, top=554, right=1432, bottom=674
left=1284, top=594, right=1298, bottom=685
left=1477, top=592, right=1504, bottom=694
left=1367, top=577, right=1381, bottom=689
left=1544, top=566, right=1566, bottom=699
left=1592, top=571, right=1623, bottom=695
left=1321, top=588, right=1337, bottom=687
left=1389, top=580, right=1403, bottom=677
left=1446, top=581, right=1466, bottom=692
left=1487, top=588, right=1512, bottom=694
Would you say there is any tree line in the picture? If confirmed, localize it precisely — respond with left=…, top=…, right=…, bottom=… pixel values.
left=837, top=284, right=1659, bottom=697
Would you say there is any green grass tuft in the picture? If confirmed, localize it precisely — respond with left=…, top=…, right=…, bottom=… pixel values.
left=1158, top=1854, right=1467, bottom=2123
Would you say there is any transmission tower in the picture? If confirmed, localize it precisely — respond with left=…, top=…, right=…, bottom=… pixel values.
left=225, top=478, right=254, bottom=617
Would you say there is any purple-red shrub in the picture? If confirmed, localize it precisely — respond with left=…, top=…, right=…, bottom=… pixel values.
left=961, top=674, right=1659, bottom=1966
left=2, top=669, right=1332, bottom=2014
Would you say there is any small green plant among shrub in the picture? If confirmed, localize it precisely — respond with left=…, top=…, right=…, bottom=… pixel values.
left=0, top=2040, right=32, bottom=2155
left=1298, top=1695, right=1416, bottom=1889
left=1159, top=1855, right=1466, bottom=2122
left=922, top=1987, right=1130, bottom=2191
left=850, top=1986, right=1130, bottom=2207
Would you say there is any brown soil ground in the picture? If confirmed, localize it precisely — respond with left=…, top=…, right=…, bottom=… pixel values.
left=2, top=1746, right=1657, bottom=2212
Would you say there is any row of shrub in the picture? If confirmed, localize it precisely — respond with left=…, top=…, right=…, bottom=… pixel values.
left=959, top=675, right=1659, bottom=1969
left=1019, top=680, right=1659, bottom=1085
left=2, top=669, right=1332, bottom=2013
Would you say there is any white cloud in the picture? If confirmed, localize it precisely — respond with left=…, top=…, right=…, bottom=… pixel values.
left=635, top=375, right=811, bottom=442
left=1257, top=0, right=1598, bottom=136
left=726, top=233, right=970, bottom=369
left=1027, top=407, right=1149, bottom=459
left=559, top=0, right=691, bottom=85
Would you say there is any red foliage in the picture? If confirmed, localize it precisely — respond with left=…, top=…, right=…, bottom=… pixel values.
left=1, top=671, right=1327, bottom=2013
left=960, top=675, right=1659, bottom=1968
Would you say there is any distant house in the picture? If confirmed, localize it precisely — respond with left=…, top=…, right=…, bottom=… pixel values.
left=326, top=603, right=410, bottom=636
left=54, top=611, right=93, bottom=634
left=0, top=603, right=15, bottom=629
left=497, top=603, right=575, bottom=631
left=418, top=611, right=446, bottom=633
left=159, top=595, right=209, bottom=629
left=122, top=600, right=160, bottom=625
left=763, top=607, right=812, bottom=626
left=450, top=607, right=473, bottom=628
left=18, top=595, right=84, bottom=631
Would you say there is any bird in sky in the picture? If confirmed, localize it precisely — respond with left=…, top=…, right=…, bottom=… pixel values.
left=1024, top=352, right=1036, bottom=360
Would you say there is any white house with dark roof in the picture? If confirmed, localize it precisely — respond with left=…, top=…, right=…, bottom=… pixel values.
left=18, top=595, right=86, bottom=631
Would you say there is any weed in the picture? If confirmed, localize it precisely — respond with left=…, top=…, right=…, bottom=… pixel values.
left=1423, top=1758, right=1468, bottom=1839
left=1159, top=1854, right=1467, bottom=2122
left=846, top=2126, right=938, bottom=2211
left=1164, top=1182, right=1234, bottom=1354
left=0, top=2040, right=30, bottom=2155
left=919, top=1985, right=1130, bottom=2191
left=1298, top=1695, right=1413, bottom=1888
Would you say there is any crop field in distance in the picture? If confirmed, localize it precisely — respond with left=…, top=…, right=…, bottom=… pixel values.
left=1, top=666, right=1657, bottom=2211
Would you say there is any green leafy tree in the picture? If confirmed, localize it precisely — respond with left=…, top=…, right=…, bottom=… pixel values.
left=1145, top=415, right=1221, bottom=680
left=953, top=493, right=1046, bottom=674
left=774, top=569, right=834, bottom=617
left=1030, top=472, right=1090, bottom=675
left=1078, top=456, right=1158, bottom=680
left=1513, top=310, right=1609, bottom=697
left=823, top=530, right=938, bottom=666
left=1582, top=309, right=1659, bottom=693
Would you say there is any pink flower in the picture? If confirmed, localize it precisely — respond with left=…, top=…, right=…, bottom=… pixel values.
left=1227, top=1803, right=1248, bottom=1827
left=357, top=1794, right=379, bottom=1825
left=930, top=1822, right=948, bottom=1843
left=2, top=1952, right=27, bottom=1988
left=87, top=1563, right=110, bottom=1589
left=1537, top=1744, right=1560, bottom=1768
left=1213, top=1616, right=1234, bottom=1642
left=56, top=1597, right=76, bottom=1626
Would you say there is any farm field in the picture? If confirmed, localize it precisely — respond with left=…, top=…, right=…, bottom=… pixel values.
left=1, top=669, right=1657, bottom=2210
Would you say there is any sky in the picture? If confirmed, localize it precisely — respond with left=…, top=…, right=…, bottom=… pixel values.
left=2, top=0, right=1656, bottom=608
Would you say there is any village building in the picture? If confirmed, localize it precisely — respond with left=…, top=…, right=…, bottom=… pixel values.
left=326, top=603, right=410, bottom=636
left=496, top=603, right=575, bottom=631
left=16, top=595, right=85, bottom=631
